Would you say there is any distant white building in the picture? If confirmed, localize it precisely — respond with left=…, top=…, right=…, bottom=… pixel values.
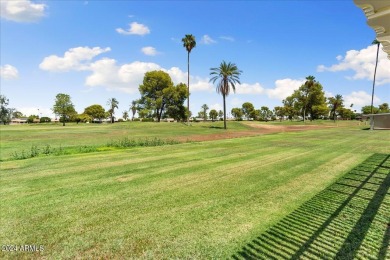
left=10, top=118, right=28, bottom=124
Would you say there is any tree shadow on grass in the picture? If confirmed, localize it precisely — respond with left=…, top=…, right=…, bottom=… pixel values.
left=232, top=153, right=390, bottom=260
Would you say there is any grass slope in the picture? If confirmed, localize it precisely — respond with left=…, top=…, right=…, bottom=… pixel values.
left=0, top=124, right=389, bottom=258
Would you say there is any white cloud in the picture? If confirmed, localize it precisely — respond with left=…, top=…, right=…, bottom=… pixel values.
left=200, top=35, right=217, bottom=44
left=219, top=36, right=235, bottom=42
left=324, top=91, right=334, bottom=98
left=39, top=46, right=111, bottom=72
left=210, top=103, right=222, bottom=111
left=191, top=78, right=214, bottom=92
left=116, top=22, right=150, bottom=35
left=163, top=67, right=213, bottom=92
left=141, top=46, right=159, bottom=56
left=265, top=78, right=305, bottom=100
left=344, top=91, right=380, bottom=107
left=317, top=45, right=390, bottom=85
left=230, top=97, right=243, bottom=107
left=0, top=64, right=19, bottom=79
left=84, top=60, right=212, bottom=94
left=16, top=107, right=54, bottom=118
left=85, top=59, right=161, bottom=93
left=0, top=0, right=46, bottom=23
left=236, top=83, right=264, bottom=94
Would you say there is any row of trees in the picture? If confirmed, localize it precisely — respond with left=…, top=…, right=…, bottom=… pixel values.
left=52, top=94, right=123, bottom=126
left=126, top=61, right=241, bottom=129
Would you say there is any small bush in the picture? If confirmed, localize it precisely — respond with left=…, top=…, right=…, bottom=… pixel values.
left=42, top=144, right=52, bottom=155
left=30, top=145, right=39, bottom=157
left=141, top=118, right=154, bottom=122
left=133, top=118, right=141, bottom=121
left=107, top=137, right=179, bottom=148
left=40, top=117, right=52, bottom=123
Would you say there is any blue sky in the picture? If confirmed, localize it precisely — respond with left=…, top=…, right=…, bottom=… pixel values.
left=1, top=0, right=389, bottom=118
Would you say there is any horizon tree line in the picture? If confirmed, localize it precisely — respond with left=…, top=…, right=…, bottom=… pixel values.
left=1, top=38, right=386, bottom=126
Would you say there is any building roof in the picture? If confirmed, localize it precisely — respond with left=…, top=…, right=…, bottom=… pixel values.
left=354, top=0, right=390, bottom=59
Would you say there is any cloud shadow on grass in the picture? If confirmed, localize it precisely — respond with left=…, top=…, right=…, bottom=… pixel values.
left=232, top=153, right=390, bottom=259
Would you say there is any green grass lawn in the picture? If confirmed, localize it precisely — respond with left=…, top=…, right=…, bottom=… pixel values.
left=0, top=122, right=389, bottom=259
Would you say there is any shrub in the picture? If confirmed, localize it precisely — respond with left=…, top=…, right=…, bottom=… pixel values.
left=141, top=118, right=154, bottom=122
left=40, top=117, right=51, bottom=123
left=106, top=137, right=179, bottom=148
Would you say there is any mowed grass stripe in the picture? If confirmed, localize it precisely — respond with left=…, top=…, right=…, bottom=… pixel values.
left=233, top=154, right=390, bottom=259
left=0, top=127, right=389, bottom=259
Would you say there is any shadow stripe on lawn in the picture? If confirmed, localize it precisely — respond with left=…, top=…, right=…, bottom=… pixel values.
left=232, top=153, right=390, bottom=260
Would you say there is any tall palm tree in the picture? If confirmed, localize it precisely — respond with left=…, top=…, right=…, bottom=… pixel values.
left=107, top=98, right=119, bottom=123
left=328, top=94, right=343, bottom=122
left=371, top=39, right=380, bottom=115
left=209, top=61, right=242, bottom=129
left=182, top=34, right=196, bottom=125
left=130, top=100, right=137, bottom=121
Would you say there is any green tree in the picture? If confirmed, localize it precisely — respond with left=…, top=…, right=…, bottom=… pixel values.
left=164, top=83, right=188, bottom=121
left=197, top=111, right=205, bottom=119
left=210, top=61, right=242, bottom=129
left=27, top=115, right=39, bottom=124
left=0, top=95, right=11, bottom=124
left=182, top=34, right=196, bottom=125
left=52, top=93, right=76, bottom=126
left=282, top=96, right=297, bottom=121
left=338, top=108, right=354, bottom=120
left=301, top=75, right=315, bottom=122
left=107, top=98, right=119, bottom=123
left=218, top=110, right=223, bottom=119
left=379, top=103, right=389, bottom=113
left=328, top=94, right=344, bottom=122
left=77, top=113, right=92, bottom=123
left=209, top=109, right=218, bottom=122
left=138, top=70, right=188, bottom=122
left=84, top=104, right=105, bottom=123
left=259, top=106, right=272, bottom=121
left=130, top=100, right=138, bottom=120
left=122, top=111, right=129, bottom=121
left=231, top=107, right=243, bottom=120
left=138, top=109, right=150, bottom=119
left=12, top=111, right=24, bottom=118
left=242, top=102, right=255, bottom=120
left=274, top=106, right=286, bottom=122
left=201, top=104, right=209, bottom=121
left=371, top=39, right=380, bottom=115
left=39, top=117, right=51, bottom=123
left=287, top=76, right=328, bottom=121
left=362, top=105, right=379, bottom=114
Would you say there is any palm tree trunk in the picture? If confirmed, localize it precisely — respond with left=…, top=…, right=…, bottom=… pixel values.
left=223, top=94, right=227, bottom=129
left=187, top=51, right=190, bottom=125
left=371, top=42, right=380, bottom=114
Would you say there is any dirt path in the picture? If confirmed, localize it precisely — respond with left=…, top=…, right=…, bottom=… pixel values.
left=176, top=122, right=334, bottom=142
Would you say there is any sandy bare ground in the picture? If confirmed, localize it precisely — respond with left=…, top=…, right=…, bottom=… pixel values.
left=176, top=122, right=335, bottom=142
